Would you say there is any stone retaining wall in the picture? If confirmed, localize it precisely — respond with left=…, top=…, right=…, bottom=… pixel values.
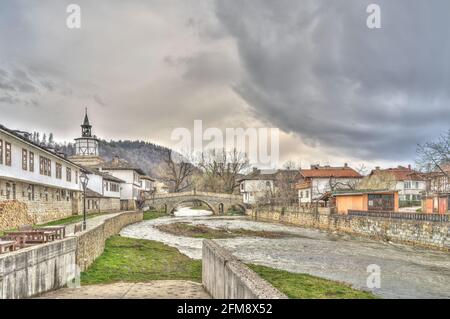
left=250, top=208, right=450, bottom=251
left=0, top=210, right=143, bottom=298
left=202, top=240, right=287, bottom=299
left=75, top=210, right=143, bottom=271
left=0, top=237, right=77, bottom=299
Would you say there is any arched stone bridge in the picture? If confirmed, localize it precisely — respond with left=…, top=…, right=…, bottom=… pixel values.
left=145, top=191, right=244, bottom=215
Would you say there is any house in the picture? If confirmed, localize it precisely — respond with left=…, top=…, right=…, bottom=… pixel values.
left=239, top=168, right=298, bottom=205
left=333, top=190, right=399, bottom=215
left=296, top=164, right=363, bottom=207
left=98, top=156, right=146, bottom=210
left=420, top=164, right=450, bottom=214
left=0, top=124, right=83, bottom=228
left=79, top=166, right=125, bottom=213
left=362, top=166, right=426, bottom=206
left=154, top=180, right=170, bottom=194
left=239, top=169, right=277, bottom=204
left=140, top=175, right=156, bottom=197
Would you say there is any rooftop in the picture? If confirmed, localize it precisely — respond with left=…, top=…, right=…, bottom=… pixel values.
left=298, top=165, right=363, bottom=179
left=100, top=156, right=146, bottom=175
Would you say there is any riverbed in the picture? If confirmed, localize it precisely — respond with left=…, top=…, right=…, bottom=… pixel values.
left=120, top=207, right=450, bottom=299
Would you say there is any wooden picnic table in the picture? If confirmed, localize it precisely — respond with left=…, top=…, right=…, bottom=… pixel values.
left=0, top=240, right=16, bottom=254
left=4, top=231, right=55, bottom=244
left=36, top=225, right=66, bottom=239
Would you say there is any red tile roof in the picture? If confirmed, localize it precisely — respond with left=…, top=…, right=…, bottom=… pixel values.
left=298, top=166, right=362, bottom=179
left=370, top=166, right=423, bottom=181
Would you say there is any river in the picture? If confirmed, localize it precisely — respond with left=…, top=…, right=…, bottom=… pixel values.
left=120, top=207, right=450, bottom=299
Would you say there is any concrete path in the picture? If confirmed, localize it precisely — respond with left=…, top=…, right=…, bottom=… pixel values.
left=37, top=281, right=210, bottom=299
left=64, top=212, right=125, bottom=235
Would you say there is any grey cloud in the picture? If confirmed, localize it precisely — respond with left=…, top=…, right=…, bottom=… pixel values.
left=214, top=0, right=450, bottom=161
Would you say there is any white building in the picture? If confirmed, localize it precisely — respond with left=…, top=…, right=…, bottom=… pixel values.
left=0, top=124, right=83, bottom=226
left=99, top=156, right=146, bottom=210
left=296, top=165, right=363, bottom=207
left=239, top=169, right=277, bottom=204
left=367, top=166, right=426, bottom=204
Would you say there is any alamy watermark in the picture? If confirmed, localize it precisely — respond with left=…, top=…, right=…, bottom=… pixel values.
left=366, top=264, right=381, bottom=289
left=171, top=120, right=280, bottom=168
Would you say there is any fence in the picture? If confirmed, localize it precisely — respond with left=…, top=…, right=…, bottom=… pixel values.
left=348, top=210, right=450, bottom=222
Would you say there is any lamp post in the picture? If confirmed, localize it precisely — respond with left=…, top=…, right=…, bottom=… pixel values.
left=79, top=172, right=89, bottom=230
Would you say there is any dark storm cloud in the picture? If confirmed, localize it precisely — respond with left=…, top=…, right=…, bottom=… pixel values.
left=214, top=0, right=450, bottom=161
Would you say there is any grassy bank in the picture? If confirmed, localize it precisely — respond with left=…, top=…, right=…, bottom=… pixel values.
left=81, top=236, right=201, bottom=285
left=249, top=264, right=377, bottom=299
left=143, top=210, right=167, bottom=220
left=156, top=222, right=301, bottom=239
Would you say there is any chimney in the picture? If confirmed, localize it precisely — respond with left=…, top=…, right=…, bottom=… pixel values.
left=375, top=166, right=380, bottom=170
left=113, top=155, right=120, bottom=165
left=344, top=163, right=348, bottom=168
left=408, top=164, right=412, bottom=170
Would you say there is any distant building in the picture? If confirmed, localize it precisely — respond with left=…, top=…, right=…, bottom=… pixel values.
left=140, top=175, right=156, bottom=197
left=333, top=190, right=399, bottom=214
left=98, top=156, right=146, bottom=210
left=238, top=168, right=298, bottom=205
left=154, top=181, right=170, bottom=194
left=420, top=164, right=450, bottom=214
left=0, top=124, right=83, bottom=227
left=296, top=164, right=363, bottom=207
left=239, top=168, right=277, bottom=204
left=365, top=166, right=426, bottom=204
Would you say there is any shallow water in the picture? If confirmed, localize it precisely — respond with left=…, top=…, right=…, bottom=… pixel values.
left=121, top=207, right=450, bottom=299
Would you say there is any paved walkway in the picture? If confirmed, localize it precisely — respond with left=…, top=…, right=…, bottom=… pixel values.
left=37, top=281, right=210, bottom=299
left=64, top=212, right=124, bottom=235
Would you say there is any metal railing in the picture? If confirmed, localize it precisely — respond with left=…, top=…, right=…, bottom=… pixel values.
left=348, top=210, right=450, bottom=222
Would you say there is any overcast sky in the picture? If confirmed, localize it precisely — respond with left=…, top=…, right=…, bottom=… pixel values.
left=1, top=0, right=449, bottom=169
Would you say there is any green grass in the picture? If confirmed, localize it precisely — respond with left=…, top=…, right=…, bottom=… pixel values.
left=249, top=264, right=377, bottom=299
left=81, top=236, right=202, bottom=285
left=36, top=212, right=106, bottom=227
left=143, top=210, right=167, bottom=220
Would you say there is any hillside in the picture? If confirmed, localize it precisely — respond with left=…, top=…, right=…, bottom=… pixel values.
left=57, top=139, right=171, bottom=177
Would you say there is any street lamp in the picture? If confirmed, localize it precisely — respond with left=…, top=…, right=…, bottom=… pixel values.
left=79, top=172, right=89, bottom=230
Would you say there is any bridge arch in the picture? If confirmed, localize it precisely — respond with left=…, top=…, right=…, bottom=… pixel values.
left=169, top=199, right=216, bottom=215
left=145, top=191, right=244, bottom=216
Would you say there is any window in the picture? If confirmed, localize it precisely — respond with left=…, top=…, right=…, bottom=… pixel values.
left=5, top=142, right=11, bottom=166
left=56, top=163, right=62, bottom=179
left=368, top=194, right=394, bottom=211
left=29, top=152, right=34, bottom=172
left=404, top=181, right=412, bottom=189
left=39, top=156, right=51, bottom=176
left=305, top=190, right=309, bottom=198
left=0, top=139, right=3, bottom=164
left=66, top=167, right=72, bottom=182
left=6, top=182, right=11, bottom=199
left=75, top=170, right=78, bottom=184
left=27, top=184, right=35, bottom=201
left=22, top=149, right=28, bottom=170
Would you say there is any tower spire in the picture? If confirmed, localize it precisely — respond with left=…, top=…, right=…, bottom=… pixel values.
left=81, top=107, right=92, bottom=137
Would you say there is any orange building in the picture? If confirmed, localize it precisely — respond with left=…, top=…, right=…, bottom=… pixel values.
left=333, top=190, right=399, bottom=215
left=422, top=193, right=450, bottom=215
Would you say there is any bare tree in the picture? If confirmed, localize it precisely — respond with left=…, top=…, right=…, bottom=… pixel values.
left=157, top=149, right=195, bottom=193
left=417, top=130, right=450, bottom=176
left=198, top=148, right=250, bottom=194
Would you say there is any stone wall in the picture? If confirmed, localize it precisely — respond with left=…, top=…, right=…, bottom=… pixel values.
left=0, top=179, right=79, bottom=229
left=0, top=210, right=142, bottom=298
left=0, top=238, right=77, bottom=299
left=250, top=207, right=450, bottom=251
left=75, top=210, right=143, bottom=271
left=202, top=240, right=287, bottom=299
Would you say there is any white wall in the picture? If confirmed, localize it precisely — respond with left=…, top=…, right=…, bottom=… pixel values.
left=0, top=130, right=80, bottom=191
left=240, top=179, right=274, bottom=204
left=396, top=180, right=426, bottom=201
